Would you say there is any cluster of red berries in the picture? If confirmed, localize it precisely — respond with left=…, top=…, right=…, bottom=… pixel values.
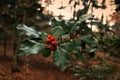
left=46, top=35, right=57, bottom=51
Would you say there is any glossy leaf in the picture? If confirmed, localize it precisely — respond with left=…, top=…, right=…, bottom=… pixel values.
left=17, top=24, right=41, bottom=38
left=40, top=32, right=48, bottom=41
left=70, top=14, right=93, bottom=32
left=42, top=48, right=51, bottom=57
left=60, top=42, right=73, bottom=52
left=51, top=26, right=64, bottom=36
left=72, top=39, right=84, bottom=61
left=17, top=39, right=44, bottom=56
left=53, top=46, right=70, bottom=71
left=81, top=36, right=97, bottom=46
left=53, top=39, right=84, bottom=71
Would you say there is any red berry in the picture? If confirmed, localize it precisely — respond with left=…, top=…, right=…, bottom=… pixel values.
left=46, top=39, right=51, bottom=43
left=50, top=36, right=55, bottom=41
left=51, top=41, right=57, bottom=46
left=47, top=35, right=52, bottom=39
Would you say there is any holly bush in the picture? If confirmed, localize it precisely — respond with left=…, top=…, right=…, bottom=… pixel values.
left=15, top=13, right=111, bottom=71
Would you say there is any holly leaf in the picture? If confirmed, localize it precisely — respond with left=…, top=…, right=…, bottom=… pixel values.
left=17, top=39, right=44, bottom=56
left=17, top=24, right=41, bottom=38
left=53, top=39, right=84, bottom=71
left=53, top=45, right=70, bottom=71
left=51, top=26, right=64, bottom=36
left=41, top=48, right=51, bottom=57
left=40, top=32, right=48, bottom=41
left=81, top=36, right=97, bottom=46
left=72, top=39, right=85, bottom=61
left=70, top=14, right=93, bottom=32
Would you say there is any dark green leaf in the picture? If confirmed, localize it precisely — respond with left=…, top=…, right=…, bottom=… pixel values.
left=53, top=46, right=70, bottom=71
left=82, top=24, right=93, bottom=33
left=70, top=14, right=93, bottom=32
left=72, top=39, right=85, bottom=61
left=75, top=52, right=85, bottom=61
left=42, top=48, right=51, bottom=57
left=60, top=42, right=73, bottom=52
left=81, top=36, right=97, bottom=46
left=17, top=39, right=44, bottom=56
left=17, top=24, right=41, bottom=38
left=40, top=32, right=48, bottom=41
left=70, top=22, right=80, bottom=32
left=72, top=39, right=82, bottom=52
left=51, top=26, right=64, bottom=36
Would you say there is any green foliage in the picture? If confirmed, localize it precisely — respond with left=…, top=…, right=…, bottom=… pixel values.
left=17, top=24, right=41, bottom=38
left=53, top=46, right=70, bottom=71
left=16, top=13, right=102, bottom=71
left=51, top=14, right=93, bottom=36
left=51, top=26, right=64, bottom=36
left=42, top=48, right=51, bottom=57
left=15, top=0, right=114, bottom=72
left=99, top=36, right=120, bottom=57
left=72, top=63, right=115, bottom=80
left=17, top=39, right=44, bottom=56
left=53, top=39, right=84, bottom=71
left=81, top=35, right=97, bottom=46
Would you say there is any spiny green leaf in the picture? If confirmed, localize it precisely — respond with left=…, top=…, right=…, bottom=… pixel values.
left=51, top=26, right=64, bottom=36
left=70, top=22, right=81, bottom=32
left=50, top=18, right=66, bottom=27
left=53, top=46, right=70, bottom=71
left=17, top=39, right=44, bottom=56
left=70, top=14, right=93, bottom=32
left=17, top=24, right=41, bottom=38
left=75, top=52, right=85, bottom=61
left=40, top=32, right=48, bottom=41
left=60, top=42, right=73, bottom=52
left=83, top=24, right=94, bottom=35
left=72, top=39, right=82, bottom=49
left=81, top=36, right=97, bottom=46
left=41, top=48, right=51, bottom=57
left=72, top=39, right=85, bottom=61
left=53, top=39, right=84, bottom=71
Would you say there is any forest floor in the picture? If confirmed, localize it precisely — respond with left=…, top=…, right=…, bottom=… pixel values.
left=0, top=40, right=120, bottom=80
